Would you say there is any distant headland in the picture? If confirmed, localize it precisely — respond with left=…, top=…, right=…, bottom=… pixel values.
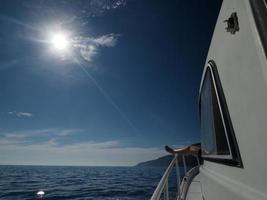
left=135, top=155, right=198, bottom=167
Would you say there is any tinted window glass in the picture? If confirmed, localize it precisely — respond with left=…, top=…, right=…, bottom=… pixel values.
left=200, top=68, right=230, bottom=156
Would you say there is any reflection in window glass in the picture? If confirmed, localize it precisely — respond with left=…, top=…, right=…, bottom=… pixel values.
left=200, top=68, right=230, bottom=156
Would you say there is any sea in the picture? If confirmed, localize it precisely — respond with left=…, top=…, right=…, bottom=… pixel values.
left=0, top=165, right=180, bottom=200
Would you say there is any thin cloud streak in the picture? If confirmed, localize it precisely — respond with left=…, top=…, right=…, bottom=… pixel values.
left=2, top=128, right=80, bottom=139
left=16, top=112, right=33, bottom=117
left=73, top=33, right=119, bottom=47
left=0, top=138, right=165, bottom=166
left=8, top=111, right=33, bottom=118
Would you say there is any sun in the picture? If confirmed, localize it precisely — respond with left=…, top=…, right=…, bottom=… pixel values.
left=51, top=32, right=69, bottom=51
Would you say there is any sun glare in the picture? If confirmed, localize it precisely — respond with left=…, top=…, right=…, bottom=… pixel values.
left=51, top=33, right=69, bottom=51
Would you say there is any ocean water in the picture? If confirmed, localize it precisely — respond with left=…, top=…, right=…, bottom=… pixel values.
left=0, top=165, right=179, bottom=200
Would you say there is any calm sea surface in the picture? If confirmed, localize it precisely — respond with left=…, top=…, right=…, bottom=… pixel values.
left=0, top=165, right=179, bottom=200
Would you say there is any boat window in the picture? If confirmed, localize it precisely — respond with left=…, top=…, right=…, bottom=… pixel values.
left=200, top=67, right=230, bottom=156
left=199, top=61, right=243, bottom=167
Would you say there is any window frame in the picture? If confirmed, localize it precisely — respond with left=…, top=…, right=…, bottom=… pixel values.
left=199, top=60, right=243, bottom=168
left=249, top=0, right=267, bottom=59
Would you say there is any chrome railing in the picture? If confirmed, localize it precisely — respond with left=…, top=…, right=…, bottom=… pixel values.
left=150, top=154, right=200, bottom=200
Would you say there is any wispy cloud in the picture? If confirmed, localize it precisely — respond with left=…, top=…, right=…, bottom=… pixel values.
left=16, top=112, right=33, bottom=117
left=21, top=0, right=127, bottom=19
left=93, top=34, right=118, bottom=46
left=73, top=33, right=119, bottom=62
left=2, top=128, right=80, bottom=139
left=0, top=135, right=165, bottom=166
left=8, top=111, right=33, bottom=118
left=74, top=33, right=119, bottom=47
left=89, top=0, right=127, bottom=16
left=79, top=45, right=97, bottom=62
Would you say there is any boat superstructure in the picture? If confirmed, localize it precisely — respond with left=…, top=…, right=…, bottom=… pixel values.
left=151, top=0, right=267, bottom=199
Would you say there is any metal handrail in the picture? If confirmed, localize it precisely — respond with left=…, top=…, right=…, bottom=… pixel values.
left=150, top=153, right=200, bottom=200
left=150, top=154, right=178, bottom=200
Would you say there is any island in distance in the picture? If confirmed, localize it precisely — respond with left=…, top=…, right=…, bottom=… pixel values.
left=135, top=155, right=198, bottom=167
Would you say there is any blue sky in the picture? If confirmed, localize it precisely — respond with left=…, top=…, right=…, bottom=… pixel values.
left=0, top=0, right=221, bottom=166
